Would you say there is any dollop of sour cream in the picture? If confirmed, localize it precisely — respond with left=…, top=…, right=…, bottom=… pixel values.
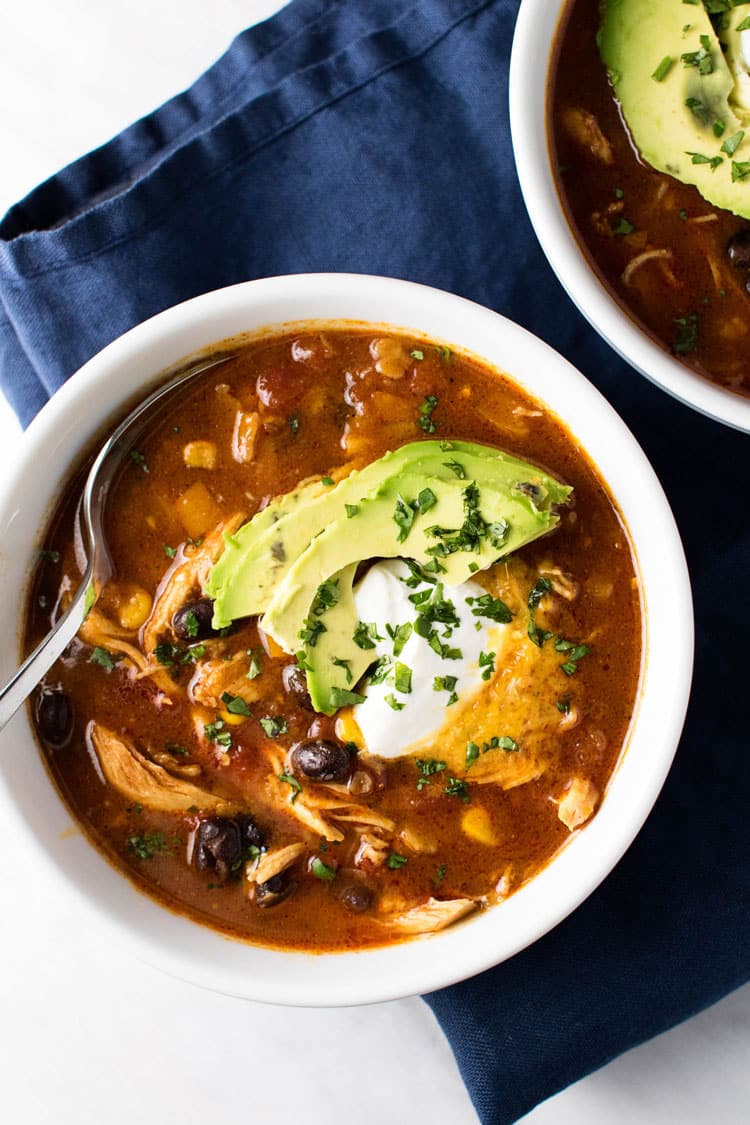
left=343, top=560, right=511, bottom=759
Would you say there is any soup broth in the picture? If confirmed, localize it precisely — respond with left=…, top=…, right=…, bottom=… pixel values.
left=550, top=0, right=750, bottom=398
left=26, top=327, right=641, bottom=951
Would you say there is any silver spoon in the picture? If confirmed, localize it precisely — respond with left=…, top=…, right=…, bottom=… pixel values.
left=0, top=352, right=233, bottom=733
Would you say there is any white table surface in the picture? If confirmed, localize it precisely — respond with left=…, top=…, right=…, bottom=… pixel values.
left=0, top=3, right=747, bottom=1122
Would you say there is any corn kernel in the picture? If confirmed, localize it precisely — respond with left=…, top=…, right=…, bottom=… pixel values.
left=117, top=587, right=153, bottom=631
left=176, top=482, right=221, bottom=538
left=461, top=805, right=499, bottom=846
left=183, top=440, right=217, bottom=470
left=335, top=708, right=364, bottom=747
left=219, top=709, right=250, bottom=726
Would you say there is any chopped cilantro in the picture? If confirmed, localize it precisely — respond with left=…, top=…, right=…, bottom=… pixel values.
left=479, top=650, right=496, bottom=681
left=416, top=486, right=438, bottom=514
left=89, top=646, right=118, bottom=672
left=311, top=857, right=336, bottom=881
left=165, top=743, right=189, bottom=756
left=331, top=656, right=353, bottom=684
left=527, top=577, right=553, bottom=647
left=416, top=758, right=448, bottom=791
left=321, top=476, right=335, bottom=486
left=465, top=741, right=480, bottom=770
left=387, top=621, right=413, bottom=657
left=418, top=394, right=439, bottom=433
left=393, top=662, right=413, bottom=694
left=466, top=592, right=513, bottom=624
left=384, top=693, right=405, bottom=712
left=129, top=449, right=149, bottom=473
left=685, top=97, right=709, bottom=125
left=556, top=694, right=572, bottom=715
left=394, top=495, right=416, bottom=542
left=444, top=458, right=467, bottom=479
left=220, top=692, right=252, bottom=717
left=651, top=55, right=673, bottom=82
left=387, top=853, right=408, bottom=869
left=368, top=656, right=392, bottom=686
left=163, top=544, right=177, bottom=558
left=673, top=313, right=699, bottom=355
left=246, top=650, right=263, bottom=679
left=434, top=863, right=447, bottom=888
left=685, top=151, right=723, bottom=171
left=613, top=217, right=635, bottom=236
left=289, top=415, right=300, bottom=434
left=278, top=772, right=302, bottom=803
left=732, top=160, right=750, bottom=181
left=433, top=674, right=458, bottom=706
left=445, top=777, right=471, bottom=802
left=204, top=719, right=232, bottom=748
left=330, top=687, right=367, bottom=708
left=345, top=503, right=360, bottom=518
left=353, top=621, right=382, bottom=650
left=184, top=609, right=200, bottom=638
left=127, top=831, right=171, bottom=860
left=259, top=715, right=288, bottom=738
left=299, top=616, right=326, bottom=647
left=410, top=349, right=425, bottom=360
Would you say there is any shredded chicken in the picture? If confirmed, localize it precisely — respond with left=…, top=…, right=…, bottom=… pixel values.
left=250, top=842, right=306, bottom=884
left=622, top=249, right=674, bottom=288
left=383, top=897, right=478, bottom=935
left=557, top=777, right=599, bottom=831
left=354, top=831, right=391, bottom=869
left=539, top=564, right=579, bottom=602
left=78, top=607, right=176, bottom=695
left=88, top=723, right=234, bottom=812
left=190, top=651, right=265, bottom=711
left=561, top=107, right=614, bottom=165
left=143, top=512, right=246, bottom=653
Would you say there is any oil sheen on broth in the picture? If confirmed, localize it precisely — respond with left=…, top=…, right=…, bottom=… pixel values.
left=27, top=328, right=641, bottom=951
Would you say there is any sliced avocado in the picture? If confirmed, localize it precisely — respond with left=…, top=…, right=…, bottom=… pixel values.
left=207, top=439, right=571, bottom=714
left=599, top=2, right=750, bottom=218
left=208, top=439, right=564, bottom=627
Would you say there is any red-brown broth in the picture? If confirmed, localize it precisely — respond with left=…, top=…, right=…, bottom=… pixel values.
left=26, top=328, right=641, bottom=951
left=550, top=0, right=750, bottom=398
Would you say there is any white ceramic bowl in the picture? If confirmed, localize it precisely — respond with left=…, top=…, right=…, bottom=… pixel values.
left=509, top=0, right=750, bottom=435
left=0, top=274, right=692, bottom=1006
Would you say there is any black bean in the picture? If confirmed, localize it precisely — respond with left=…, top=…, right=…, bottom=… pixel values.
left=172, top=597, right=219, bottom=642
left=727, top=229, right=750, bottom=269
left=282, top=664, right=314, bottom=711
left=236, top=813, right=265, bottom=851
left=338, top=882, right=373, bottom=914
left=194, top=817, right=243, bottom=880
left=256, top=873, right=294, bottom=908
left=289, top=739, right=352, bottom=782
left=35, top=686, right=73, bottom=749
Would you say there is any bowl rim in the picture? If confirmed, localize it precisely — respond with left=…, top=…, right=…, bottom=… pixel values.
left=0, top=273, right=693, bottom=1006
left=509, top=0, right=750, bottom=435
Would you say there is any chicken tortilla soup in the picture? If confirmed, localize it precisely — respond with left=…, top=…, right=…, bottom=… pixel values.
left=27, top=327, right=642, bottom=951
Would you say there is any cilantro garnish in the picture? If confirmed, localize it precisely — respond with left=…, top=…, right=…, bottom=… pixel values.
left=89, top=647, right=118, bottom=672
left=246, top=650, right=263, bottom=679
left=259, top=716, right=288, bottom=738
left=278, top=773, right=302, bottom=803
left=129, top=449, right=149, bottom=473
left=478, top=650, right=496, bottom=681
left=416, top=758, right=448, bottom=791
left=330, top=687, right=367, bottom=708
left=331, top=656, right=353, bottom=684
left=445, top=777, right=471, bottom=802
left=127, top=831, right=172, bottom=860
left=311, top=857, right=336, bottom=881
left=353, top=621, right=383, bottom=650
left=220, top=692, right=252, bottom=717
left=387, top=853, right=408, bottom=869
left=466, top=592, right=513, bottom=624
left=204, top=719, right=232, bottom=748
left=527, top=577, right=553, bottom=647
left=384, top=694, right=405, bottom=712
left=418, top=394, right=439, bottom=433
left=393, top=662, right=413, bottom=694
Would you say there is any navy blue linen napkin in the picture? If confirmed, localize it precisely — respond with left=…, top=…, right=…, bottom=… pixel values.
left=1, top=1, right=748, bottom=1121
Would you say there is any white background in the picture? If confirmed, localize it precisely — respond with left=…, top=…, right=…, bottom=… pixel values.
left=0, top=2, right=747, bottom=1122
